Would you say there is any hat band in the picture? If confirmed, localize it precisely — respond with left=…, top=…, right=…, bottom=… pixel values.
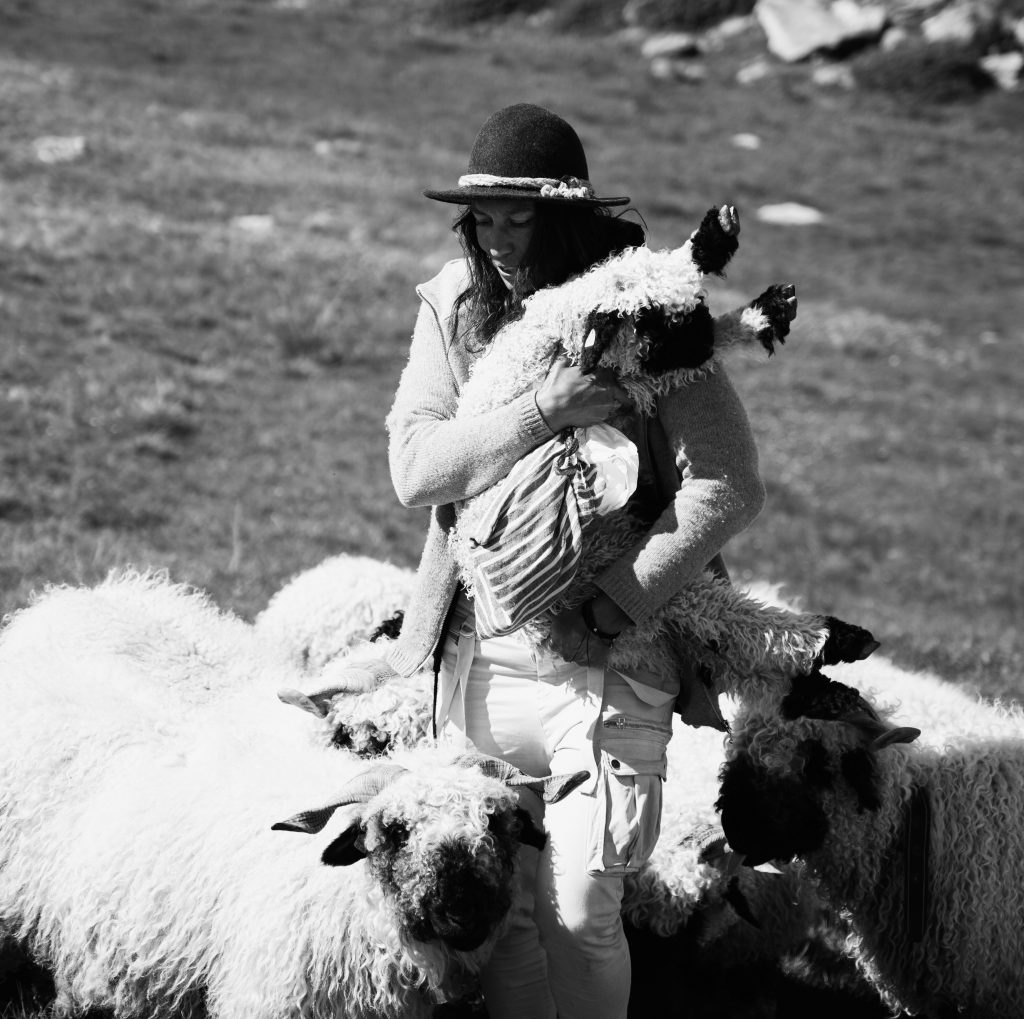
left=457, top=173, right=596, bottom=200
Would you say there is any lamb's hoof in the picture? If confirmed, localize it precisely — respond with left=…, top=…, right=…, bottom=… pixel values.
left=817, top=617, right=881, bottom=666
left=718, top=203, right=740, bottom=238
left=690, top=205, right=740, bottom=276
left=750, top=283, right=797, bottom=355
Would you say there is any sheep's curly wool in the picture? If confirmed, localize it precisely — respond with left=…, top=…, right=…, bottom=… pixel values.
left=274, top=565, right=1018, bottom=1008
left=256, top=555, right=415, bottom=674
left=255, top=555, right=428, bottom=754
left=0, top=572, right=536, bottom=1019
left=720, top=662, right=1024, bottom=1018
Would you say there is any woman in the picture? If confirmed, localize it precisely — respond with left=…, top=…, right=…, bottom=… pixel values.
left=327, top=104, right=765, bottom=1018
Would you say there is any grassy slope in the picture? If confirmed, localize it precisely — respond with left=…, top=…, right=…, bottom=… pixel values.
left=1, top=0, right=1023, bottom=700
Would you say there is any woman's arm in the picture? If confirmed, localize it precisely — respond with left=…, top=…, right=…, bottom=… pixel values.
left=388, top=299, right=629, bottom=508
left=593, top=366, right=766, bottom=626
left=386, top=300, right=554, bottom=507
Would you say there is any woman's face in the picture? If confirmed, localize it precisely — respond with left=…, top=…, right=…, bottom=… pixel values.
left=470, top=199, right=536, bottom=291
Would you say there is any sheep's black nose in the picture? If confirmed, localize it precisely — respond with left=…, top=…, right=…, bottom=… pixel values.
left=425, top=893, right=504, bottom=952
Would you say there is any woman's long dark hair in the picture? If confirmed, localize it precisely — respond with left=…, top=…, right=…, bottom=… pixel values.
left=450, top=203, right=645, bottom=351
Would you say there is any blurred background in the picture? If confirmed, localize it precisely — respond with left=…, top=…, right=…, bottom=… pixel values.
left=1, top=0, right=1022, bottom=702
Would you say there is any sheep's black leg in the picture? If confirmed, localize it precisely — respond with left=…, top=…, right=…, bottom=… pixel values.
left=689, top=205, right=740, bottom=276
left=816, top=617, right=881, bottom=667
left=749, top=283, right=797, bottom=355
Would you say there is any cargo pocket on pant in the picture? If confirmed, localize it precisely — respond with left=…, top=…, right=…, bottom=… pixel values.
left=586, top=714, right=672, bottom=875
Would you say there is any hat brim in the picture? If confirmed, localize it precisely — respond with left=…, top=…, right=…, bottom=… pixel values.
left=423, top=186, right=630, bottom=208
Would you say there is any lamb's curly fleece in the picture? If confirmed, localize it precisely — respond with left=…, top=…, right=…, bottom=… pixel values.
left=729, top=662, right=1024, bottom=1017
left=0, top=572, right=528, bottom=1019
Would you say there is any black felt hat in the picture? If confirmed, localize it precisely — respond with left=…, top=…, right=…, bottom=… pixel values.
left=423, top=103, right=630, bottom=208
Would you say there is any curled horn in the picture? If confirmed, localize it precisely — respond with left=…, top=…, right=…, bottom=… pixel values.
left=455, top=752, right=589, bottom=804
left=271, top=763, right=408, bottom=833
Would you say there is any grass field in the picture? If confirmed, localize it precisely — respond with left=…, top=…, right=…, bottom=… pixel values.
left=1, top=0, right=1023, bottom=713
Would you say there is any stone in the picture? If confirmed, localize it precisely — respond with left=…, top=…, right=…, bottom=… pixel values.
left=641, top=31, right=703, bottom=58
left=649, top=56, right=708, bottom=82
left=880, top=25, right=910, bottom=49
left=731, top=132, right=763, bottom=149
left=756, top=202, right=825, bottom=225
left=921, top=3, right=989, bottom=44
left=230, top=215, right=275, bottom=236
left=33, top=135, right=86, bottom=164
left=736, top=57, right=774, bottom=84
left=711, top=14, right=758, bottom=39
left=755, top=0, right=888, bottom=61
left=812, top=60, right=856, bottom=87
left=979, top=50, right=1023, bottom=90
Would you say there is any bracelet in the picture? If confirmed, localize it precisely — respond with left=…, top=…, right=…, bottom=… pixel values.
left=581, top=599, right=619, bottom=644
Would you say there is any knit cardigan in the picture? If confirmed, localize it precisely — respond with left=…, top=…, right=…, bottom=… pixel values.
left=382, top=259, right=766, bottom=685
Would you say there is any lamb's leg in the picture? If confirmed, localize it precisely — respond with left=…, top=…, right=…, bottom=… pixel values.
left=612, top=576, right=880, bottom=700
left=689, top=205, right=740, bottom=276
left=710, top=283, right=797, bottom=359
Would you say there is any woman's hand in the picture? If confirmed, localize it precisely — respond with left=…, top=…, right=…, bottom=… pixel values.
left=548, top=595, right=632, bottom=668
left=536, top=355, right=630, bottom=434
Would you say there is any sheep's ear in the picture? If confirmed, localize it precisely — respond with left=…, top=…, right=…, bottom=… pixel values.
left=277, top=688, right=331, bottom=719
left=321, top=821, right=368, bottom=867
left=272, top=764, right=407, bottom=835
left=513, top=807, right=547, bottom=851
left=870, top=726, right=921, bottom=751
left=454, top=752, right=589, bottom=804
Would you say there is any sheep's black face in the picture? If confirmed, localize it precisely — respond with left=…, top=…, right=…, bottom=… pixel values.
left=716, top=753, right=830, bottom=866
left=371, top=811, right=519, bottom=953
left=413, top=839, right=514, bottom=951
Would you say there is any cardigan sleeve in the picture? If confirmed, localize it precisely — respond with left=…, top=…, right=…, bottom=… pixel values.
left=594, top=365, right=765, bottom=624
left=386, top=277, right=553, bottom=508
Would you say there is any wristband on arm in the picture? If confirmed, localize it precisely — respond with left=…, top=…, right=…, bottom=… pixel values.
left=581, top=599, right=619, bottom=645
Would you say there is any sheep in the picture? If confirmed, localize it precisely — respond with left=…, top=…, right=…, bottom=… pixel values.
left=0, top=572, right=586, bottom=1019
left=716, top=659, right=1024, bottom=1018
left=255, top=554, right=432, bottom=754
left=256, top=554, right=415, bottom=674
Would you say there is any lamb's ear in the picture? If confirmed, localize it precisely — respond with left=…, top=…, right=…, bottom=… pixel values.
left=870, top=726, right=921, bottom=751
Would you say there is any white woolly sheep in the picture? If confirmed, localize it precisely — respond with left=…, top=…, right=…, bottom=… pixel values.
left=0, top=572, right=584, bottom=1019
left=256, top=554, right=415, bottom=674
left=717, top=659, right=1024, bottom=1017
left=256, top=554, right=432, bottom=754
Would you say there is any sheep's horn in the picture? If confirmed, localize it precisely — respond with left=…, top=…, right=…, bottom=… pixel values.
left=455, top=752, right=589, bottom=804
left=870, top=726, right=921, bottom=751
left=271, top=763, right=408, bottom=834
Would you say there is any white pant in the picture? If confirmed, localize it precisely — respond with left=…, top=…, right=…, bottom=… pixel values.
left=437, top=611, right=674, bottom=1019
